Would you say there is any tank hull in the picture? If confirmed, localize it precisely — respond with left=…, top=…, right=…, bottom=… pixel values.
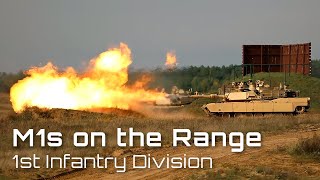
left=203, top=97, right=310, bottom=114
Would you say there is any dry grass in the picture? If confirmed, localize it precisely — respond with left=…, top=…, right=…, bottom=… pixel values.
left=0, top=93, right=13, bottom=119
left=0, top=93, right=320, bottom=178
left=290, top=133, right=320, bottom=160
left=1, top=107, right=320, bottom=178
left=190, top=165, right=300, bottom=180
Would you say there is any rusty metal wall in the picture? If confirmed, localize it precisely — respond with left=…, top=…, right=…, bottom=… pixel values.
left=281, top=43, right=311, bottom=75
left=242, top=42, right=311, bottom=76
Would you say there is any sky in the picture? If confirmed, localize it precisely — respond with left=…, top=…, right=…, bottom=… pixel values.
left=0, top=0, right=319, bottom=73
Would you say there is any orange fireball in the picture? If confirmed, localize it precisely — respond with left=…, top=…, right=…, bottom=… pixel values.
left=10, top=43, right=163, bottom=113
left=165, top=51, right=177, bottom=69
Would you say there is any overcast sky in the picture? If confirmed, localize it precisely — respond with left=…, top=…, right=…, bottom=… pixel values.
left=0, top=0, right=319, bottom=72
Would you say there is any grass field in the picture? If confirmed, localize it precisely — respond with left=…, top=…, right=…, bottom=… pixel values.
left=1, top=92, right=320, bottom=179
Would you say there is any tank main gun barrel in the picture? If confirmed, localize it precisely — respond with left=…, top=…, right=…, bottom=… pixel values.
left=189, top=94, right=225, bottom=98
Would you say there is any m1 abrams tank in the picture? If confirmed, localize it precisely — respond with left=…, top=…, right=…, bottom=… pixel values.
left=202, top=80, right=310, bottom=117
left=155, top=86, right=201, bottom=106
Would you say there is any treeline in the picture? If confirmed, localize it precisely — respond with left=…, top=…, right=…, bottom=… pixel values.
left=0, top=72, right=24, bottom=93
left=130, top=65, right=242, bottom=93
left=131, top=60, right=320, bottom=93
left=0, top=65, right=242, bottom=93
left=1, top=60, right=319, bottom=93
left=312, top=59, right=320, bottom=78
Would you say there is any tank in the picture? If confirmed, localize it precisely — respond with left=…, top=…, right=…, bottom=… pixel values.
left=155, top=86, right=201, bottom=106
left=155, top=94, right=196, bottom=106
left=201, top=80, right=311, bottom=117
